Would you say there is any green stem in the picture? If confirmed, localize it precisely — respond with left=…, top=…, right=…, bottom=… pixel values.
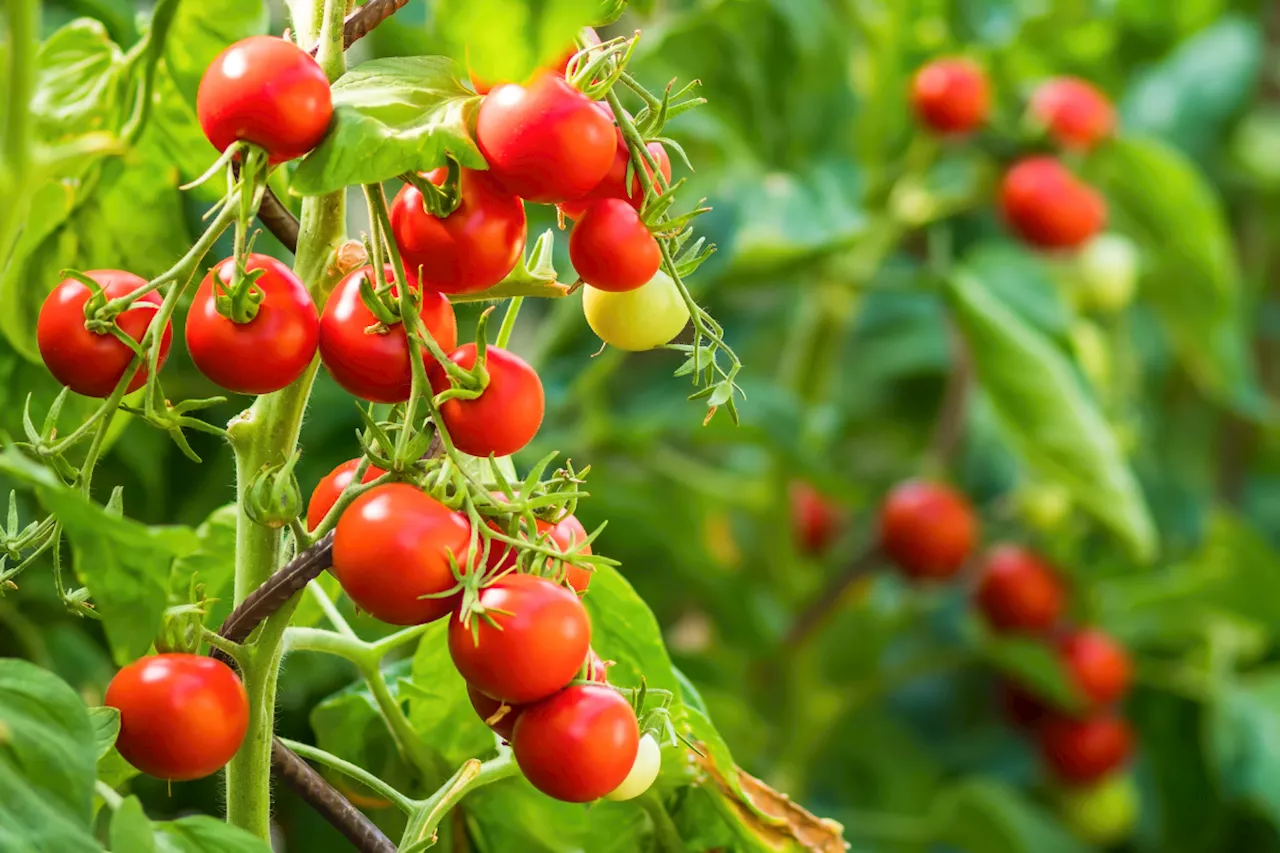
left=279, top=737, right=417, bottom=814
left=363, top=661, right=437, bottom=773
left=495, top=297, right=523, bottom=348
left=399, top=750, right=520, bottom=851
left=640, top=792, right=684, bottom=853
left=95, top=780, right=125, bottom=812
left=0, top=0, right=38, bottom=265
left=222, top=0, right=348, bottom=837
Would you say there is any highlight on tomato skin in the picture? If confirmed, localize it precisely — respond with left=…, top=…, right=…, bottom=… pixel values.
left=910, top=57, right=991, bottom=135
left=1029, top=77, right=1116, bottom=151
left=878, top=479, right=978, bottom=581
left=999, top=156, right=1107, bottom=251
left=428, top=344, right=546, bottom=458
left=973, top=543, right=1066, bottom=634
left=305, top=458, right=387, bottom=531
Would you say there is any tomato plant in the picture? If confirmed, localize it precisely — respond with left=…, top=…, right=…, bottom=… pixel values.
left=428, top=343, right=545, bottom=458
left=569, top=198, right=661, bottom=291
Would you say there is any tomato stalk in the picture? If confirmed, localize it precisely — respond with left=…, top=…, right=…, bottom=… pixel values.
left=397, top=750, right=520, bottom=851
left=0, top=0, right=37, bottom=267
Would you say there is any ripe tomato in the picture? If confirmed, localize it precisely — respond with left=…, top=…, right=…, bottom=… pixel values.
left=569, top=200, right=661, bottom=292
left=605, top=732, right=661, bottom=802
left=196, top=36, right=333, bottom=164
left=879, top=480, right=978, bottom=580
left=582, top=270, right=690, bottom=351
left=560, top=112, right=673, bottom=218
left=306, top=458, right=387, bottom=531
left=910, top=57, right=990, bottom=135
left=1056, top=773, right=1139, bottom=845
left=1038, top=713, right=1133, bottom=785
left=185, top=254, right=319, bottom=395
left=545, top=513, right=594, bottom=591
left=476, top=72, right=616, bottom=203
left=974, top=544, right=1065, bottom=633
left=468, top=647, right=607, bottom=739
left=332, top=484, right=473, bottom=625
left=1030, top=77, right=1115, bottom=151
left=448, top=573, right=590, bottom=704
left=1000, top=157, right=1106, bottom=251
left=429, top=344, right=544, bottom=457
left=105, top=654, right=248, bottom=781
left=1058, top=628, right=1131, bottom=708
left=790, top=481, right=840, bottom=555
left=390, top=168, right=527, bottom=295
left=1000, top=681, right=1050, bottom=732
left=38, top=270, right=173, bottom=398
left=469, top=28, right=601, bottom=94
left=318, top=265, right=458, bottom=403
left=512, top=683, right=639, bottom=802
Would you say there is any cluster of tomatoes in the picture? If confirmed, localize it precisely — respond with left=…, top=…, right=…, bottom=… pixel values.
left=910, top=58, right=1113, bottom=252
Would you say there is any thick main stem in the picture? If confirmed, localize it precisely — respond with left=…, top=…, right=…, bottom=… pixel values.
left=222, top=0, right=349, bottom=837
left=0, top=0, right=38, bottom=265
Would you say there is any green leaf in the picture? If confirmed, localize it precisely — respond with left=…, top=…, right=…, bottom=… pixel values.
left=169, top=504, right=238, bottom=630
left=935, top=779, right=1091, bottom=853
left=977, top=634, right=1081, bottom=712
left=405, top=621, right=493, bottom=765
left=1210, top=669, right=1280, bottom=830
left=1086, top=136, right=1264, bottom=416
left=0, top=659, right=100, bottom=853
left=582, top=565, right=680, bottom=693
left=31, top=19, right=128, bottom=140
left=109, top=795, right=273, bottom=853
left=963, top=243, right=1073, bottom=343
left=292, top=57, right=484, bottom=196
left=310, top=663, right=418, bottom=801
left=946, top=271, right=1156, bottom=562
left=109, top=797, right=156, bottom=853
left=465, top=777, right=648, bottom=853
left=88, top=707, right=120, bottom=760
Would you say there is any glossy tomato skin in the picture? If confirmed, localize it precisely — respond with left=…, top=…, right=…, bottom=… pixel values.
left=332, top=484, right=473, bottom=625
left=582, top=270, right=690, bottom=351
left=1000, top=157, right=1106, bottom=251
left=1038, top=713, right=1134, bottom=785
left=306, top=458, right=386, bottom=531
left=569, top=199, right=661, bottom=292
left=559, top=113, right=673, bottom=219
left=38, top=270, right=173, bottom=398
left=513, top=683, right=640, bottom=803
left=476, top=73, right=616, bottom=204
left=186, top=254, right=319, bottom=395
left=468, top=646, right=607, bottom=740
left=196, top=36, right=332, bottom=164
left=910, top=58, right=990, bottom=134
left=429, top=344, right=544, bottom=457
left=1030, top=78, right=1115, bottom=151
left=790, top=481, right=840, bottom=555
left=105, top=654, right=249, bottom=781
left=390, top=168, right=527, bottom=295
left=1058, top=628, right=1131, bottom=707
left=448, top=573, right=590, bottom=704
left=974, top=544, right=1066, bottom=633
left=879, top=480, right=978, bottom=580
left=318, top=265, right=458, bottom=403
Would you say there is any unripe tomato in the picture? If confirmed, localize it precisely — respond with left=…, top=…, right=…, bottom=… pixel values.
left=605, top=732, right=662, bottom=802
left=448, top=573, right=590, bottom=704
left=512, top=683, right=639, bottom=802
left=1014, top=482, right=1073, bottom=532
left=468, top=647, right=608, bottom=739
left=1038, top=713, right=1134, bottom=784
left=1074, top=234, right=1139, bottom=314
left=582, top=270, right=691, bottom=351
left=428, top=344, right=545, bottom=457
left=974, top=544, right=1065, bottom=633
left=196, top=36, right=333, bottom=164
left=105, top=654, right=248, bottom=781
left=469, top=28, right=601, bottom=94
left=910, top=57, right=990, bottom=135
left=306, top=458, right=386, bottom=531
left=332, top=484, right=473, bottom=625
left=1030, top=77, right=1115, bottom=151
left=568, top=199, right=661, bottom=292
left=790, top=481, right=841, bottom=556
left=318, top=265, right=458, bottom=403
left=1000, top=157, right=1106, bottom=251
left=186, top=254, right=319, bottom=395
left=476, top=72, right=616, bottom=203
left=38, top=270, right=173, bottom=398
left=1056, top=773, right=1139, bottom=845
left=879, top=480, right=978, bottom=580
left=1058, top=628, right=1131, bottom=708
left=390, top=168, right=527, bottom=295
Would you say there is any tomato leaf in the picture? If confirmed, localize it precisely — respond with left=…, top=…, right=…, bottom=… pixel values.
left=1209, top=668, right=1280, bottom=830
left=109, top=796, right=157, bottom=853
left=405, top=621, right=494, bottom=765
left=946, top=271, right=1157, bottom=562
left=169, top=504, right=238, bottom=629
left=465, top=778, right=649, bottom=853
left=0, top=659, right=100, bottom=853
left=292, top=57, right=485, bottom=196
left=88, top=706, right=120, bottom=760
left=110, top=794, right=273, bottom=853
left=976, top=633, right=1082, bottom=713
left=935, top=779, right=1091, bottom=853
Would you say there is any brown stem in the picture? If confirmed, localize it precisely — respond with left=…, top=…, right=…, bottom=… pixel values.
left=255, top=185, right=301, bottom=254
left=782, top=545, right=881, bottom=650
left=927, top=321, right=971, bottom=470
left=272, top=738, right=398, bottom=853
left=334, top=0, right=412, bottom=51
left=214, top=532, right=334, bottom=657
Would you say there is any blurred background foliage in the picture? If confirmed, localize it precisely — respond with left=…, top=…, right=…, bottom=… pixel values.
left=9, top=0, right=1280, bottom=851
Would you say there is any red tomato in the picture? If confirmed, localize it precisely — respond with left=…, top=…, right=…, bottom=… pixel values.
left=318, top=265, right=458, bottom=403
left=879, top=480, right=978, bottom=580
left=974, top=544, right=1066, bottom=633
left=38, top=270, right=173, bottom=398
left=1030, top=77, right=1115, bottom=151
left=185, top=254, right=319, bottom=395
left=105, top=654, right=248, bottom=781
left=476, top=72, right=616, bottom=204
left=1058, top=628, right=1131, bottom=707
left=910, top=57, right=990, bottom=135
left=306, top=458, right=387, bottom=531
left=470, top=28, right=601, bottom=94
left=484, top=512, right=594, bottom=590
left=448, top=573, right=590, bottom=704
left=512, top=683, right=640, bottom=802
left=1000, top=157, right=1106, bottom=251
left=332, top=484, right=473, bottom=625
left=1000, top=681, right=1050, bottom=732
left=1038, top=713, right=1134, bottom=784
left=196, top=36, right=333, bottom=164
left=790, top=481, right=840, bottom=555
left=560, top=112, right=673, bottom=219
left=469, top=646, right=607, bottom=740
left=390, top=168, right=527, bottom=295
left=429, top=344, right=545, bottom=457
left=569, top=200, right=661, bottom=292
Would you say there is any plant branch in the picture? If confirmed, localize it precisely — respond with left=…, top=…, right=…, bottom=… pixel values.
left=782, top=545, right=881, bottom=650
left=333, top=0, right=412, bottom=51
left=399, top=749, right=520, bottom=851
left=926, top=321, right=971, bottom=472
left=271, top=739, right=399, bottom=853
